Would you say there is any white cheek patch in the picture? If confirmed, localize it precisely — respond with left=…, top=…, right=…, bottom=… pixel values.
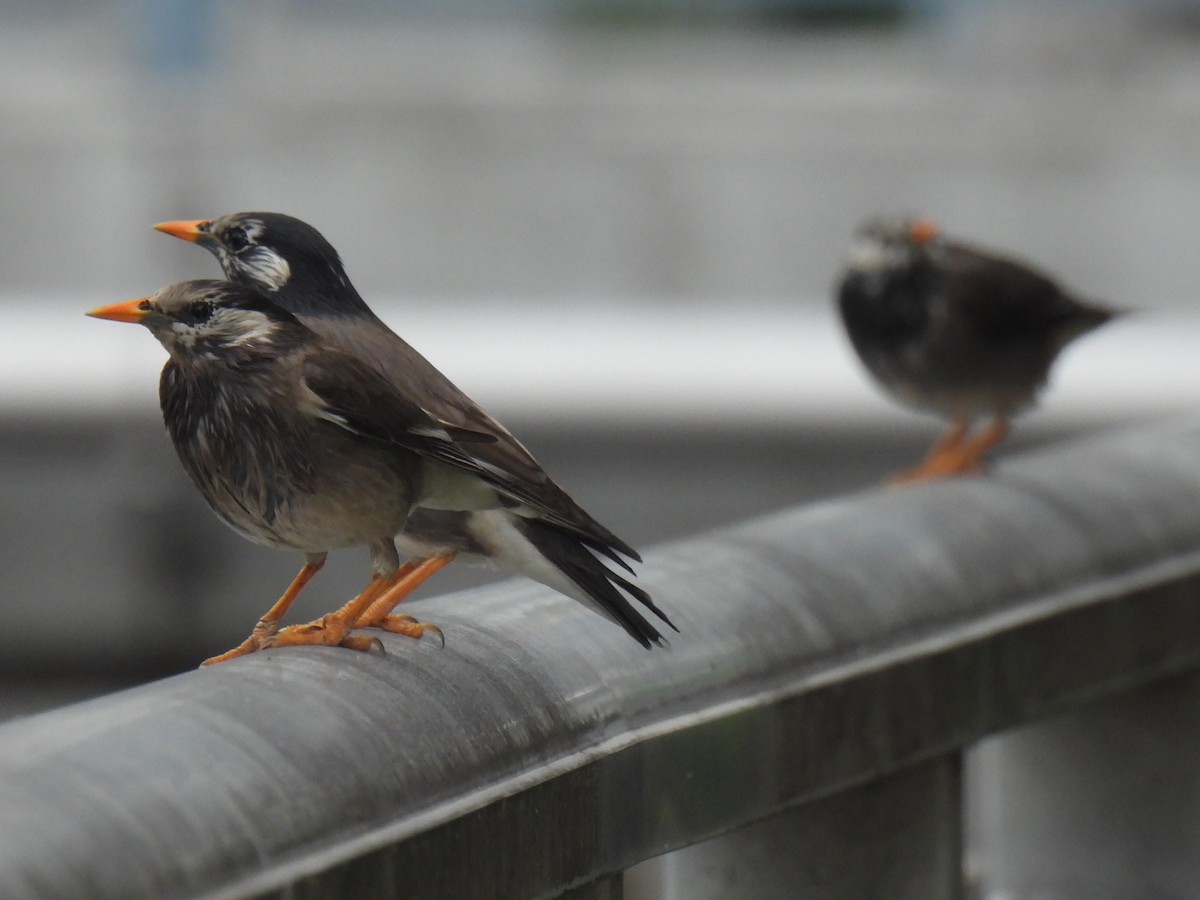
left=217, top=309, right=277, bottom=347
left=846, top=236, right=907, bottom=273
left=169, top=322, right=198, bottom=349
left=153, top=308, right=280, bottom=361
left=239, top=246, right=292, bottom=291
left=213, top=244, right=237, bottom=278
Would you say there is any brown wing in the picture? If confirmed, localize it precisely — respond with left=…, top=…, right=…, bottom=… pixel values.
left=300, top=352, right=505, bottom=476
left=300, top=333, right=640, bottom=565
left=940, top=242, right=1114, bottom=343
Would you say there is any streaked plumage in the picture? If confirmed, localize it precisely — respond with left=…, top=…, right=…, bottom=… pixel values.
left=836, top=217, right=1117, bottom=481
left=153, top=214, right=674, bottom=648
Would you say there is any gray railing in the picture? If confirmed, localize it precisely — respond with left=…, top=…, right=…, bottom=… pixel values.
left=4, top=418, right=1200, bottom=899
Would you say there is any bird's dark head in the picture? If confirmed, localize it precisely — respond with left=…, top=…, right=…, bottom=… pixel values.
left=87, top=280, right=307, bottom=364
left=844, top=216, right=942, bottom=277
left=154, top=212, right=350, bottom=299
left=837, top=217, right=944, bottom=341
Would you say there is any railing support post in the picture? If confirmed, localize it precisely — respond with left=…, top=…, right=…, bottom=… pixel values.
left=969, top=670, right=1200, bottom=897
left=627, top=755, right=963, bottom=900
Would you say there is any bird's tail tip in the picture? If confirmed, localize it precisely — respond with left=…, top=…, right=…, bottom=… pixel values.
left=517, top=518, right=675, bottom=650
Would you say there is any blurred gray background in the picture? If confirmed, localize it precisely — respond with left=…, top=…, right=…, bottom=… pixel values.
left=6, top=2, right=1200, bottom=897
left=5, top=0, right=1200, bottom=302
left=2, top=0, right=1200, bottom=710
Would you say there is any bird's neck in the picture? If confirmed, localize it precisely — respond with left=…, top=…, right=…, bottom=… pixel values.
left=268, top=265, right=378, bottom=321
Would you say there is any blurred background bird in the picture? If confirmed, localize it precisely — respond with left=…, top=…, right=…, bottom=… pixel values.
left=835, top=217, right=1118, bottom=482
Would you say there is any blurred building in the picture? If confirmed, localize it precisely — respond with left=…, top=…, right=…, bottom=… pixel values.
left=1, top=0, right=1199, bottom=307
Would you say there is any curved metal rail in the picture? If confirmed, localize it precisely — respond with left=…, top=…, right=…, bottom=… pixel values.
left=4, top=418, right=1200, bottom=899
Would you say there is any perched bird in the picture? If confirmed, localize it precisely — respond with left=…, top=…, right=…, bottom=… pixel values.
left=151, top=214, right=675, bottom=658
left=87, top=281, right=473, bottom=663
left=835, top=217, right=1117, bottom=482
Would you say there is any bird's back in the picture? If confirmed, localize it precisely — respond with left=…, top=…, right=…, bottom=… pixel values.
left=294, top=307, right=642, bottom=561
left=940, top=242, right=1116, bottom=349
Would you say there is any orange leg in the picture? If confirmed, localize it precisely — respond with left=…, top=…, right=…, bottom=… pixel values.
left=201, top=559, right=325, bottom=667
left=890, top=418, right=969, bottom=484
left=355, top=554, right=455, bottom=645
left=891, top=417, right=1009, bottom=484
left=257, top=570, right=400, bottom=653
left=929, top=419, right=970, bottom=457
left=956, top=417, right=1009, bottom=467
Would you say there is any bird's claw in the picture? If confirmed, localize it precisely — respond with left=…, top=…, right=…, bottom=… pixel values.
left=339, top=634, right=385, bottom=654
left=199, top=617, right=283, bottom=667
left=385, top=619, right=445, bottom=649
left=359, top=613, right=445, bottom=648
left=201, top=612, right=443, bottom=666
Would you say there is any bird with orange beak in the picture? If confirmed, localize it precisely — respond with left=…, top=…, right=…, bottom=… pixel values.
left=86, top=280, right=462, bottom=663
left=836, top=216, right=1118, bottom=483
left=93, top=223, right=673, bottom=664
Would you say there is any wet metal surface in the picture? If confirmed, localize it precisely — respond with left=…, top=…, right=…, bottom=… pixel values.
left=1, top=420, right=1200, bottom=897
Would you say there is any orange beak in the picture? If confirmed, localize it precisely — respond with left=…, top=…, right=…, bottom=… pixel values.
left=909, top=217, right=939, bottom=245
left=86, top=297, right=152, bottom=324
left=153, top=219, right=210, bottom=243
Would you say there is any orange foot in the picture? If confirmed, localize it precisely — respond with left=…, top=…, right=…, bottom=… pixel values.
left=202, top=564, right=447, bottom=667
left=203, top=615, right=385, bottom=666
left=353, top=554, right=455, bottom=647
left=890, top=447, right=987, bottom=484
left=254, top=610, right=442, bottom=654
left=200, top=617, right=283, bottom=666
left=201, top=558, right=327, bottom=666
left=890, top=417, right=1009, bottom=485
left=200, top=614, right=382, bottom=665
left=254, top=614, right=382, bottom=653
left=356, top=612, right=445, bottom=648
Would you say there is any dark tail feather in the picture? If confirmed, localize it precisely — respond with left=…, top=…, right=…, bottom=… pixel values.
left=1078, top=301, right=1120, bottom=332
left=582, top=535, right=640, bottom=576
left=518, top=518, right=676, bottom=649
left=539, top=480, right=644, bottom=570
left=1059, top=296, right=1122, bottom=344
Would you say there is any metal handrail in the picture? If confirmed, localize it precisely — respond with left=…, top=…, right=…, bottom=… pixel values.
left=4, top=418, right=1200, bottom=899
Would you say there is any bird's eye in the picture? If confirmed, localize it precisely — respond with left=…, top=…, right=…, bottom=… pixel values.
left=137, top=300, right=152, bottom=311
left=225, top=228, right=251, bottom=253
left=188, top=300, right=215, bottom=322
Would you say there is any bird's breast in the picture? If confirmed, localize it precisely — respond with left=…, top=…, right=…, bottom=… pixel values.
left=159, top=364, right=417, bottom=553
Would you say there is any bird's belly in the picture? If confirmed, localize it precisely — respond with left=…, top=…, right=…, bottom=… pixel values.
left=862, top=340, right=1051, bottom=420
left=285, top=453, right=419, bottom=550
left=191, top=441, right=417, bottom=556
